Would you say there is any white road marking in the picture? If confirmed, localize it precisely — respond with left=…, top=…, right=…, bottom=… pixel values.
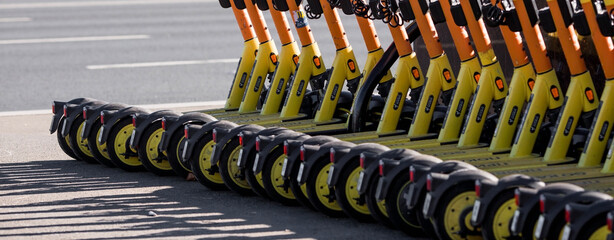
left=0, top=17, right=32, bottom=23
left=0, top=35, right=150, bottom=45
left=0, top=100, right=227, bottom=117
left=86, top=59, right=239, bottom=70
left=0, top=0, right=215, bottom=9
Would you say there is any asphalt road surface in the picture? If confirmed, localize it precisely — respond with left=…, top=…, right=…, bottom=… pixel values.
left=0, top=104, right=411, bottom=239
left=0, top=0, right=399, bottom=112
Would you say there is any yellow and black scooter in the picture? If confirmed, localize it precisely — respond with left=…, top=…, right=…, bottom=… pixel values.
left=419, top=0, right=610, bottom=238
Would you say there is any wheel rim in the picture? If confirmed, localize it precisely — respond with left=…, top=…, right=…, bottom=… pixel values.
left=95, top=127, right=111, bottom=160
left=114, top=124, right=141, bottom=166
left=176, top=136, right=191, bottom=172
left=145, top=128, right=171, bottom=170
left=443, top=191, right=480, bottom=240
left=198, top=140, right=224, bottom=184
left=227, top=146, right=250, bottom=189
left=76, top=122, right=94, bottom=157
left=492, top=199, right=516, bottom=239
left=588, top=226, right=608, bottom=240
left=256, top=171, right=265, bottom=188
left=345, top=167, right=370, bottom=215
left=271, top=154, right=295, bottom=199
left=315, top=162, right=341, bottom=211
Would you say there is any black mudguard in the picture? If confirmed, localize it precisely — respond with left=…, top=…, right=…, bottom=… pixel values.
left=60, top=100, right=107, bottom=137
left=406, top=160, right=473, bottom=209
left=375, top=153, right=440, bottom=201
left=282, top=136, right=338, bottom=178
left=236, top=127, right=290, bottom=168
left=50, top=98, right=98, bottom=134
left=253, top=131, right=308, bottom=174
left=98, top=106, right=150, bottom=144
left=82, top=103, right=129, bottom=138
left=328, top=143, right=386, bottom=186
left=537, top=191, right=612, bottom=240
left=357, top=148, right=416, bottom=195
left=510, top=182, right=584, bottom=236
left=567, top=200, right=614, bottom=240
left=130, top=110, right=180, bottom=149
left=297, top=140, right=351, bottom=185
left=209, top=124, right=259, bottom=165
left=158, top=112, right=218, bottom=152
left=181, top=120, right=237, bottom=161
left=471, top=174, right=544, bottom=227
left=424, top=169, right=497, bottom=218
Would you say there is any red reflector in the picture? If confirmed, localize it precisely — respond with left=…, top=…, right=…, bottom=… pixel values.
left=426, top=174, right=432, bottom=191
left=212, top=129, right=217, bottom=143
left=359, top=154, right=365, bottom=168
left=409, top=166, right=415, bottom=182
left=161, top=118, right=166, bottom=130
left=515, top=189, right=520, bottom=206
left=283, top=141, right=288, bottom=155
left=132, top=116, right=137, bottom=127
left=539, top=195, right=546, bottom=213
left=184, top=126, right=189, bottom=139
left=474, top=180, right=481, bottom=197
left=255, top=137, right=261, bottom=151
left=608, top=212, right=613, bottom=231
left=63, top=105, right=68, bottom=117
left=564, top=204, right=571, bottom=223
left=52, top=102, right=56, bottom=114
left=239, top=133, right=244, bottom=146
left=300, top=146, right=305, bottom=162
left=100, top=112, right=105, bottom=124
left=378, top=160, right=384, bottom=176
left=329, top=148, right=335, bottom=163
left=82, top=107, right=87, bottom=119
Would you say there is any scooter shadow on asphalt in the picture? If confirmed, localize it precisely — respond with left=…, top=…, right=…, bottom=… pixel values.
left=0, top=159, right=407, bottom=239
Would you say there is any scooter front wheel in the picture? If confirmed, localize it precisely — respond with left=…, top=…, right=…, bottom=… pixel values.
left=166, top=130, right=191, bottom=178
left=189, top=134, right=226, bottom=190
left=306, top=160, right=345, bottom=218
left=334, top=162, right=373, bottom=222
left=107, top=118, right=144, bottom=172
left=87, top=119, right=116, bottom=167
left=56, top=118, right=78, bottom=160
left=138, top=122, right=174, bottom=176
left=262, top=147, right=298, bottom=205
left=218, top=138, right=254, bottom=196
left=68, top=116, right=98, bottom=164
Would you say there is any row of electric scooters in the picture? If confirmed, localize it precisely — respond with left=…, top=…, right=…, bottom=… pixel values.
left=50, top=0, right=614, bottom=239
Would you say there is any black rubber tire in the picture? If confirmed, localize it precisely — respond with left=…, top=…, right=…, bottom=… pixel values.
left=56, top=117, right=79, bottom=160
left=334, top=160, right=374, bottom=222
left=167, top=129, right=191, bottom=178
left=243, top=148, right=270, bottom=199
left=288, top=161, right=316, bottom=210
left=86, top=119, right=117, bottom=167
left=137, top=122, right=175, bottom=176
left=107, top=118, right=144, bottom=172
left=305, top=159, right=346, bottom=218
left=68, top=115, right=99, bottom=164
left=480, top=190, right=516, bottom=239
left=262, top=147, right=299, bottom=206
left=385, top=174, right=427, bottom=237
left=431, top=182, right=480, bottom=240
left=544, top=209, right=568, bottom=239
left=365, top=175, right=394, bottom=227
left=576, top=214, right=608, bottom=240
left=189, top=134, right=227, bottom=190
left=218, top=138, right=255, bottom=196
